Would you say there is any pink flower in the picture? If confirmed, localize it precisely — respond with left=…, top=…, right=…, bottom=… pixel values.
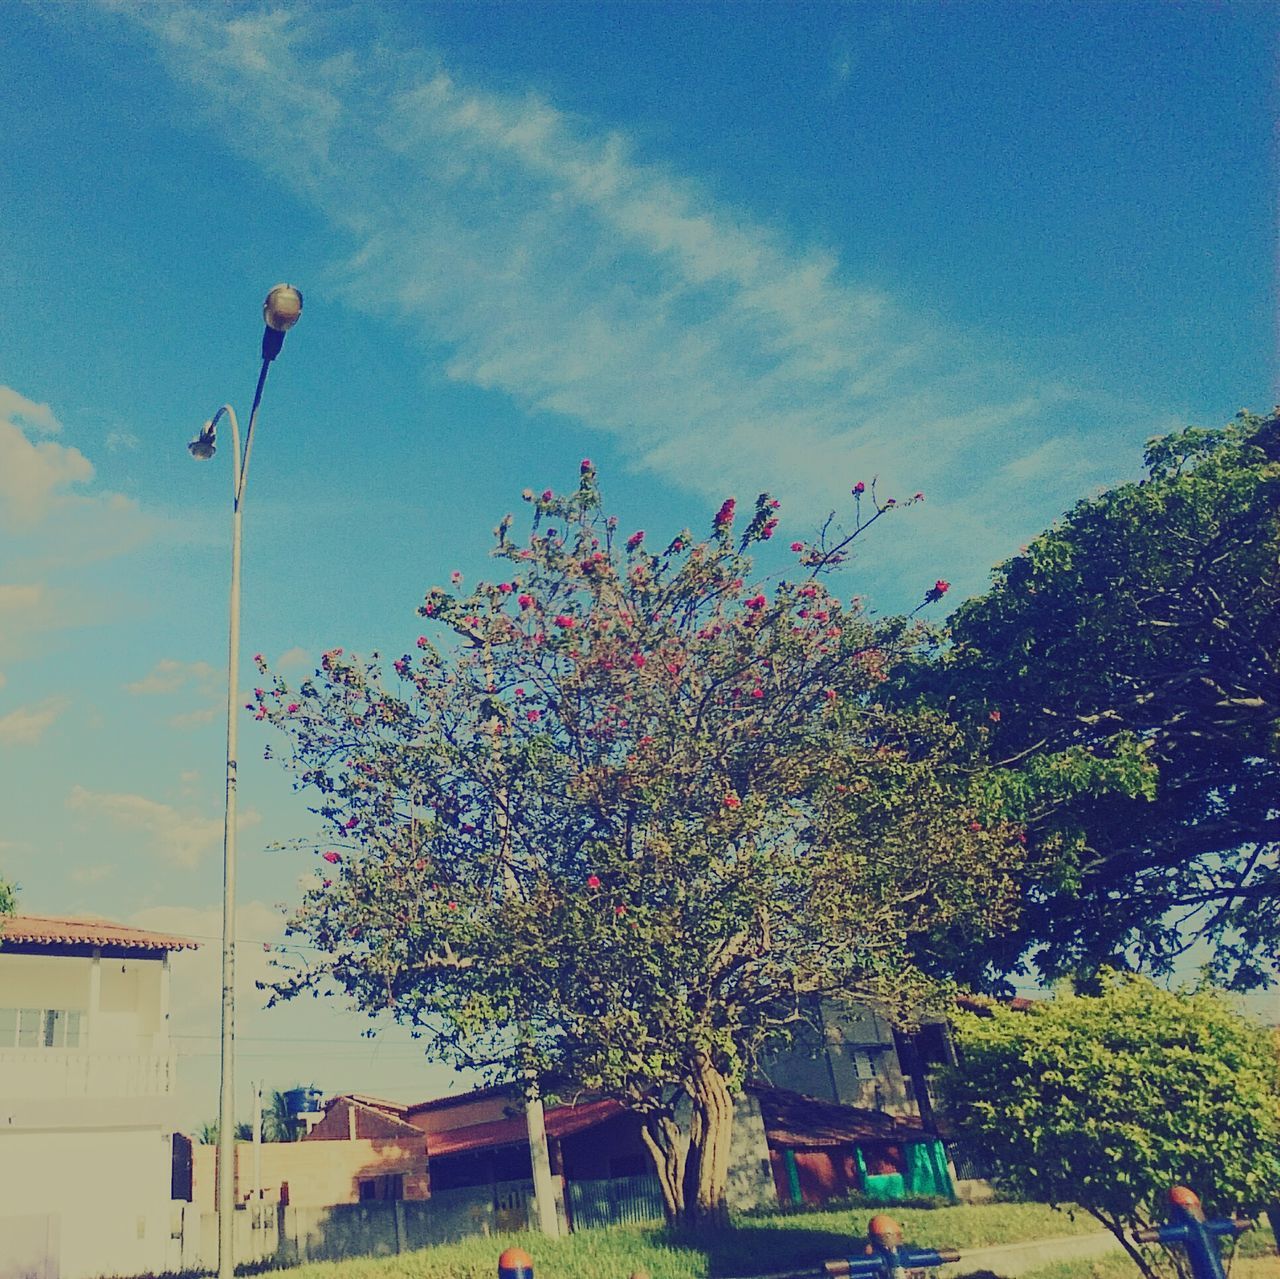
left=935, top=580, right=950, bottom=594
left=824, top=689, right=837, bottom=701
left=744, top=594, right=766, bottom=611
left=447, top=901, right=458, bottom=911
left=614, top=904, right=627, bottom=916
left=498, top=582, right=512, bottom=594
left=627, top=530, right=645, bottom=551
left=989, top=709, right=1001, bottom=722
left=852, top=482, right=865, bottom=495
left=541, top=489, right=553, bottom=501
left=586, top=874, right=601, bottom=889
left=526, top=709, right=541, bottom=722
left=322, top=851, right=341, bottom=864
left=630, top=652, right=646, bottom=669
left=580, top=458, right=593, bottom=473
left=671, top=539, right=684, bottom=552
left=450, top=571, right=462, bottom=584
left=554, top=615, right=575, bottom=629
left=723, top=794, right=742, bottom=809
left=345, top=817, right=359, bottom=830
left=913, top=492, right=925, bottom=501
left=322, top=878, right=332, bottom=888
left=287, top=703, right=299, bottom=714
left=750, top=687, right=764, bottom=699
left=790, top=541, right=805, bottom=552
left=515, top=687, right=525, bottom=697
left=714, top=497, right=736, bottom=528
left=968, top=821, right=982, bottom=832
left=760, top=519, right=778, bottom=539
left=417, top=635, right=429, bottom=648
left=518, top=593, right=534, bottom=609
left=769, top=499, right=781, bottom=509
left=885, top=497, right=896, bottom=506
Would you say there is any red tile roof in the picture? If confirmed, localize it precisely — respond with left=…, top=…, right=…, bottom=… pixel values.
left=750, top=1086, right=931, bottom=1148
left=426, top=1097, right=625, bottom=1158
left=0, top=914, right=199, bottom=952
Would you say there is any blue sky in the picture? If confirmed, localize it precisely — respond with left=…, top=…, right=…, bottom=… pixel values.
left=1, top=1, right=1275, bottom=1125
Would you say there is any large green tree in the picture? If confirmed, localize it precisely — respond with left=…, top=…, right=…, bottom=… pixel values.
left=942, top=975, right=1280, bottom=1279
left=257, top=468, right=1025, bottom=1223
left=916, top=410, right=1280, bottom=987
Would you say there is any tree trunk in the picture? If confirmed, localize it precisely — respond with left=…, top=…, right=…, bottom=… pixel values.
left=639, top=1111, right=686, bottom=1223
left=682, top=1056, right=735, bottom=1227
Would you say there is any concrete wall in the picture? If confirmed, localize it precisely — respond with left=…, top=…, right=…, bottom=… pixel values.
left=0, top=1127, right=173, bottom=1279
left=191, top=1136, right=430, bottom=1210
left=176, top=1183, right=513, bottom=1270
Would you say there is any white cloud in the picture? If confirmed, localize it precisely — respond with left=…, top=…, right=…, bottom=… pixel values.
left=0, top=388, right=95, bottom=531
left=112, top=7, right=1166, bottom=593
left=125, top=657, right=219, bottom=696
left=65, top=785, right=261, bottom=869
left=0, top=697, right=70, bottom=746
left=169, top=706, right=219, bottom=730
left=275, top=646, right=312, bottom=672
left=105, top=430, right=140, bottom=451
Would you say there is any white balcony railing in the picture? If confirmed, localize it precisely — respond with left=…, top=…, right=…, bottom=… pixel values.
left=0, top=1050, right=174, bottom=1099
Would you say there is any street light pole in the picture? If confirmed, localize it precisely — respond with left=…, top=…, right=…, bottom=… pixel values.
left=189, top=285, right=303, bottom=1279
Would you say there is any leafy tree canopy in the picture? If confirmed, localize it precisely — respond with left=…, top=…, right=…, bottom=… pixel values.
left=914, top=410, right=1280, bottom=988
left=943, top=974, right=1280, bottom=1279
left=256, top=466, right=1026, bottom=1222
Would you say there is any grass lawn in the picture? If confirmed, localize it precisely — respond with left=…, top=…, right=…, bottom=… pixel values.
left=266, top=1200, right=1105, bottom=1279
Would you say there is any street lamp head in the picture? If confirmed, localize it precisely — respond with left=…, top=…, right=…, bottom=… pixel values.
left=188, top=420, right=217, bottom=460
left=263, top=284, right=303, bottom=333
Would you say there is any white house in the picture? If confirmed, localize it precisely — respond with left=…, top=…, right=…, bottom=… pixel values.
left=0, top=913, right=198, bottom=1279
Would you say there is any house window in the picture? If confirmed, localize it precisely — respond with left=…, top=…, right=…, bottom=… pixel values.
left=358, top=1175, right=404, bottom=1202
left=850, top=1049, right=878, bottom=1080
left=0, top=1008, right=83, bottom=1048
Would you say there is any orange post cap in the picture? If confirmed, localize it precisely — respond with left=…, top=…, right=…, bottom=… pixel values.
left=1169, top=1187, right=1201, bottom=1209
left=499, top=1248, right=534, bottom=1268
left=868, top=1215, right=904, bottom=1243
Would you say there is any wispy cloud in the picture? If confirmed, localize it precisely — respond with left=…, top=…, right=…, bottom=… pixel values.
left=110, top=5, right=1164, bottom=593
left=65, top=784, right=260, bottom=869
left=0, top=696, right=70, bottom=746
left=126, top=657, right=219, bottom=697
left=275, top=646, right=312, bottom=673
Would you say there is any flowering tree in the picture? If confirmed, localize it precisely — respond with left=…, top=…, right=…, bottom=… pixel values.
left=257, top=465, right=1026, bottom=1223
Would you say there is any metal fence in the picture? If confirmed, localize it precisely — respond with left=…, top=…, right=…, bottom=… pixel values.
left=567, top=1174, right=666, bottom=1231
left=947, top=1145, right=993, bottom=1183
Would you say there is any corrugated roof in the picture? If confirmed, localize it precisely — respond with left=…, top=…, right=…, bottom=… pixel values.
left=427, top=1097, right=625, bottom=1158
left=0, top=914, right=199, bottom=952
left=750, top=1086, right=931, bottom=1148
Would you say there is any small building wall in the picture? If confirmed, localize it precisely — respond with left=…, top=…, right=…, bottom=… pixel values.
left=761, top=1000, right=917, bottom=1117
left=408, top=1092, right=516, bottom=1134
left=308, top=1097, right=426, bottom=1142
left=190, top=1137, right=429, bottom=1211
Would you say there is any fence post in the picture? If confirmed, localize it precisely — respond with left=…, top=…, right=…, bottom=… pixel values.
left=394, top=1201, right=407, bottom=1255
